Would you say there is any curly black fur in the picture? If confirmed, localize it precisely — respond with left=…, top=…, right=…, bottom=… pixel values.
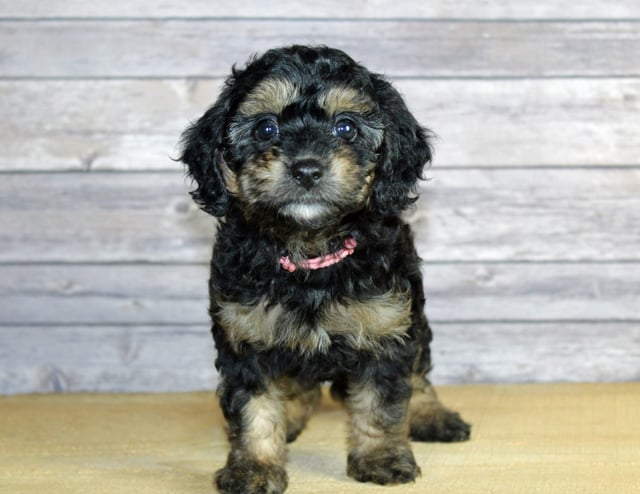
left=179, top=45, right=470, bottom=494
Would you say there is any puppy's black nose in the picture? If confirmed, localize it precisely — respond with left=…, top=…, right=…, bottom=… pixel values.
left=291, top=160, right=323, bottom=190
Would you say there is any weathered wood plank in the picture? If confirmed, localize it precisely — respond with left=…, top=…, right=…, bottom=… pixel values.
left=2, top=78, right=639, bottom=171
left=1, top=322, right=637, bottom=393
left=1, top=2, right=638, bottom=396
left=1, top=169, right=638, bottom=263
left=0, top=264, right=209, bottom=326
left=411, top=168, right=640, bottom=262
left=0, top=172, right=212, bottom=264
left=430, top=322, right=640, bottom=384
left=421, top=263, right=640, bottom=323
left=2, top=0, right=639, bottom=20
left=2, top=20, right=639, bottom=78
left=0, top=79, right=205, bottom=171
left=0, top=263, right=637, bottom=325
left=0, top=326, right=216, bottom=394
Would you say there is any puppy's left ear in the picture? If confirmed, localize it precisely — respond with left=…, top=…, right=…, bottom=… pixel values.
left=370, top=75, right=433, bottom=216
left=179, top=84, right=237, bottom=217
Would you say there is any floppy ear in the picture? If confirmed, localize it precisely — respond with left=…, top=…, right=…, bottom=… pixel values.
left=179, top=82, right=237, bottom=217
left=370, top=75, right=433, bottom=216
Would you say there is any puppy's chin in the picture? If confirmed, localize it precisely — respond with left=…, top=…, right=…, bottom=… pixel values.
left=278, top=202, right=341, bottom=229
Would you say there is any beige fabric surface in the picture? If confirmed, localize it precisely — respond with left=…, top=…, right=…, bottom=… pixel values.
left=1, top=383, right=639, bottom=493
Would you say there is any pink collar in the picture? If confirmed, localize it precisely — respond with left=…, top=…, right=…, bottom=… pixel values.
left=279, top=237, right=357, bottom=273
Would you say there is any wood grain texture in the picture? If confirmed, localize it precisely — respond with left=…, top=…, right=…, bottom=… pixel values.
left=0, top=326, right=216, bottom=394
left=2, top=78, right=639, bottom=171
left=1, top=3, right=639, bottom=393
left=431, top=322, right=640, bottom=384
left=1, top=262, right=637, bottom=327
left=1, top=323, right=637, bottom=393
left=2, top=0, right=640, bottom=19
left=2, top=20, right=639, bottom=78
left=0, top=172, right=211, bottom=263
left=1, top=169, right=638, bottom=263
left=412, top=168, right=640, bottom=262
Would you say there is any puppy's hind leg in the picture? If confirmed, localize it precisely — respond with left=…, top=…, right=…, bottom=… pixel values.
left=279, top=378, right=322, bottom=443
left=409, top=374, right=471, bottom=442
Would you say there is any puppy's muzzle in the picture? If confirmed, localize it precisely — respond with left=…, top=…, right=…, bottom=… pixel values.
left=291, top=159, right=324, bottom=190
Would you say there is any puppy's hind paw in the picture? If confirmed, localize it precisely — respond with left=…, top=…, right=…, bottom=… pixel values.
left=410, top=406, right=471, bottom=443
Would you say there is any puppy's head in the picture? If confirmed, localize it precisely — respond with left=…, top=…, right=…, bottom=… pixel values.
left=180, top=45, right=432, bottom=230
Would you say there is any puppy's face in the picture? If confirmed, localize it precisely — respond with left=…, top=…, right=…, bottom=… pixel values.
left=225, top=78, right=384, bottom=228
left=181, top=46, right=432, bottom=230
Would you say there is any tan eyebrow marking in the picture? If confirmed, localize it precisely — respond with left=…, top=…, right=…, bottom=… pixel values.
left=317, top=86, right=375, bottom=116
left=238, top=78, right=300, bottom=116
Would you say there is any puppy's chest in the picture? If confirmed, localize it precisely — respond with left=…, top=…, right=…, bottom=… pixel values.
left=216, top=291, right=412, bottom=355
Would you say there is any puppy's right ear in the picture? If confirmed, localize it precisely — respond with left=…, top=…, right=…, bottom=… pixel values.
left=179, top=87, right=235, bottom=217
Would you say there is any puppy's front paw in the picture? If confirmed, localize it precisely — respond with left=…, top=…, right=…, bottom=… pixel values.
left=215, top=460, right=288, bottom=494
left=347, top=445, right=420, bottom=485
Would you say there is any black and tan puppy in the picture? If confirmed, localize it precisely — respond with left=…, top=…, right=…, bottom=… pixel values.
left=180, top=45, right=470, bottom=493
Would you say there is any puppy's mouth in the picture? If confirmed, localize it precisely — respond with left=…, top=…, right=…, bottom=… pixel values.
left=266, top=178, right=367, bottom=228
left=279, top=201, right=334, bottom=223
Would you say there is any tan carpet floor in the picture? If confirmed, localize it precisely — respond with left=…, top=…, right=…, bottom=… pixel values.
left=1, top=383, right=639, bottom=493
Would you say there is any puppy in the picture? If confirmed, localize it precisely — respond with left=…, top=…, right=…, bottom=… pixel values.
left=180, top=45, right=470, bottom=494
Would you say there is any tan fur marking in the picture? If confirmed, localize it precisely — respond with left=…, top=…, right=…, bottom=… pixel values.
left=219, top=157, right=239, bottom=195
left=409, top=375, right=439, bottom=420
left=346, top=383, right=409, bottom=456
left=238, top=78, right=299, bottom=116
left=277, top=378, right=322, bottom=441
left=217, top=299, right=282, bottom=350
left=411, top=374, right=438, bottom=399
left=321, top=291, right=412, bottom=351
left=328, top=150, right=376, bottom=206
left=348, top=386, right=385, bottom=453
left=218, top=291, right=411, bottom=356
left=318, top=86, right=374, bottom=116
left=242, top=384, right=286, bottom=465
left=283, top=395, right=315, bottom=436
left=217, top=299, right=332, bottom=355
left=238, top=155, right=288, bottom=202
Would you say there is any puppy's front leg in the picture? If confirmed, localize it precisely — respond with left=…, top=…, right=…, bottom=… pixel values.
left=345, top=368, right=419, bottom=485
left=215, top=382, right=288, bottom=494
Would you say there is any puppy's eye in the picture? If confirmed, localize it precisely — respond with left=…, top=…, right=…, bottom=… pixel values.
left=333, top=118, right=357, bottom=140
left=254, top=119, right=279, bottom=141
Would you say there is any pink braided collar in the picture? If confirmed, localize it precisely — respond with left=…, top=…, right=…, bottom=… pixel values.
left=279, top=237, right=357, bottom=273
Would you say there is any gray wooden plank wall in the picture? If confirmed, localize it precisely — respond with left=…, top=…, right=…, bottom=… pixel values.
left=0, top=1, right=638, bottom=394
